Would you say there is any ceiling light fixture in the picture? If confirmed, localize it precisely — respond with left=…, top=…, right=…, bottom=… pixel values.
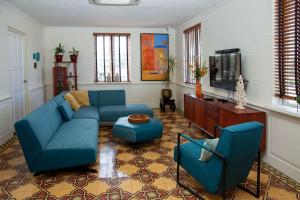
left=88, top=0, right=141, bottom=6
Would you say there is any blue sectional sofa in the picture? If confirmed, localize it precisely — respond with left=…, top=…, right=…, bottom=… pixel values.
left=15, top=90, right=153, bottom=173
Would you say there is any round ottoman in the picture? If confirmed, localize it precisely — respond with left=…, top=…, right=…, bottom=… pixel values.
left=112, top=117, right=163, bottom=143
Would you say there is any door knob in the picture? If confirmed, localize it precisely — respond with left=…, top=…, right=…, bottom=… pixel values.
left=23, top=80, right=28, bottom=83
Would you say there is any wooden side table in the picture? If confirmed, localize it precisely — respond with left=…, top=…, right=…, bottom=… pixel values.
left=160, top=98, right=176, bottom=112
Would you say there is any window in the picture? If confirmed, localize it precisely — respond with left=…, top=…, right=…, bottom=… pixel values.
left=183, top=23, right=201, bottom=84
left=275, top=0, right=300, bottom=100
left=94, top=33, right=130, bottom=82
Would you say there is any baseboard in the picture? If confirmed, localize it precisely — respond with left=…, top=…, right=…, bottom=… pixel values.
left=0, top=129, right=14, bottom=146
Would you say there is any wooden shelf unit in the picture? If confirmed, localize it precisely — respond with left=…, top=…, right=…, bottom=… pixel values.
left=184, top=94, right=267, bottom=151
left=53, top=61, right=78, bottom=96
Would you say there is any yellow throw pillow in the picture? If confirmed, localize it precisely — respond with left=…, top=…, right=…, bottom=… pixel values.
left=64, top=93, right=81, bottom=111
left=70, top=90, right=90, bottom=107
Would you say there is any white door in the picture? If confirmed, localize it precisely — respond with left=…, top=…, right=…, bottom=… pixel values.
left=9, top=31, right=26, bottom=123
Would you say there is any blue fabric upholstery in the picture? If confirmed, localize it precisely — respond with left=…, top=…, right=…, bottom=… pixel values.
left=174, top=122, right=263, bottom=194
left=113, top=117, right=163, bottom=142
left=14, top=89, right=153, bottom=173
left=34, top=119, right=98, bottom=172
left=88, top=90, right=99, bottom=106
left=99, top=90, right=126, bottom=106
left=15, top=100, right=63, bottom=171
left=99, top=104, right=153, bottom=123
left=53, top=91, right=67, bottom=105
left=58, top=101, right=74, bottom=121
left=14, top=99, right=99, bottom=173
left=73, top=106, right=100, bottom=122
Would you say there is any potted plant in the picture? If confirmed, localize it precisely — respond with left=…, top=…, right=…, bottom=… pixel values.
left=69, top=47, right=79, bottom=63
left=54, top=43, right=65, bottom=62
left=161, top=56, right=176, bottom=100
left=191, top=57, right=208, bottom=99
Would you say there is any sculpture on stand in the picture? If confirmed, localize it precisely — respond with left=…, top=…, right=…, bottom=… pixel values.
left=234, top=75, right=247, bottom=109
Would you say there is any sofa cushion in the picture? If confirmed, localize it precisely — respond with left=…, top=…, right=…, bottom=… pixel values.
left=53, top=91, right=67, bottom=105
left=99, top=90, right=126, bottom=106
left=70, top=90, right=90, bottom=107
left=72, top=106, right=100, bottom=122
left=99, top=104, right=153, bottom=122
left=88, top=90, right=99, bottom=106
left=58, top=101, right=74, bottom=121
left=21, top=100, right=63, bottom=148
left=14, top=100, right=63, bottom=171
left=32, top=119, right=99, bottom=172
left=64, top=93, right=81, bottom=111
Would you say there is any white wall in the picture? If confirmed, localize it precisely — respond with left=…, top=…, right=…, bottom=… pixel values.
left=174, top=0, right=300, bottom=182
left=44, top=27, right=176, bottom=108
left=0, top=1, right=44, bottom=145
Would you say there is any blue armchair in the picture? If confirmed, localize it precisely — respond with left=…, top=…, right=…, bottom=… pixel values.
left=174, top=122, right=263, bottom=200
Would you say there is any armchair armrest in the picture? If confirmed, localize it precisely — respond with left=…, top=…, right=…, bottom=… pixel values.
left=178, top=133, right=225, bottom=160
left=197, top=125, right=223, bottom=138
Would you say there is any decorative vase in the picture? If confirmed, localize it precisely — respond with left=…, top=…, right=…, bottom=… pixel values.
left=55, top=55, right=63, bottom=62
left=161, top=89, right=172, bottom=100
left=195, top=79, right=203, bottom=98
left=70, top=55, right=78, bottom=63
left=55, top=55, right=63, bottom=63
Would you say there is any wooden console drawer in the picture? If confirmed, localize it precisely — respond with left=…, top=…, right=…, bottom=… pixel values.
left=184, top=94, right=266, bottom=151
left=205, top=104, right=219, bottom=120
left=205, top=117, right=218, bottom=137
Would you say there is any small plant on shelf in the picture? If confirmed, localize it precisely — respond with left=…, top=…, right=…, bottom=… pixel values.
left=69, top=47, right=79, bottom=63
left=54, top=43, right=65, bottom=62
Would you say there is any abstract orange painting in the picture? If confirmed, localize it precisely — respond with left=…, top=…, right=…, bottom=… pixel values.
left=141, top=33, right=169, bottom=81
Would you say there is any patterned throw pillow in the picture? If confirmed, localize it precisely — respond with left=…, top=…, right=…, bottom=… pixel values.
left=70, top=90, right=90, bottom=107
left=64, top=93, right=81, bottom=111
left=199, top=138, right=219, bottom=161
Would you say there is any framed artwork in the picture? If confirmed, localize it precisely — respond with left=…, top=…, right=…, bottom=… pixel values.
left=141, top=33, right=169, bottom=81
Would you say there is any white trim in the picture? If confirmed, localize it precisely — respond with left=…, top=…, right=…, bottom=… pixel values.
left=265, top=105, right=300, bottom=119
left=0, top=98, right=13, bottom=146
left=29, top=85, right=44, bottom=91
left=44, top=82, right=174, bottom=86
left=7, top=26, right=26, bottom=36
left=0, top=95, right=12, bottom=103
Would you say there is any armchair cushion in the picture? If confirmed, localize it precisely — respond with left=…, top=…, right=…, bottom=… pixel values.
left=200, top=138, right=219, bottom=161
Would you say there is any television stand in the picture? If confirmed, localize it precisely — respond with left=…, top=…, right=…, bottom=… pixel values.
left=184, top=94, right=266, bottom=151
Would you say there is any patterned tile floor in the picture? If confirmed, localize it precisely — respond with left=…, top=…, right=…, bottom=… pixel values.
left=0, top=109, right=299, bottom=200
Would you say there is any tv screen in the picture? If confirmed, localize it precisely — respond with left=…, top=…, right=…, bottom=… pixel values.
left=209, top=52, right=241, bottom=91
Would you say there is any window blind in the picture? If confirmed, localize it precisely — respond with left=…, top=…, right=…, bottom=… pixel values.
left=184, top=23, right=201, bottom=84
left=275, top=0, right=300, bottom=100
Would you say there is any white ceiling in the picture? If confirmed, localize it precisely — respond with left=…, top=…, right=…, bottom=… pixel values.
left=7, top=0, right=225, bottom=28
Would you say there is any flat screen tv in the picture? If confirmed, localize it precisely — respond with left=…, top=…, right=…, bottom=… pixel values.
left=209, top=50, right=241, bottom=91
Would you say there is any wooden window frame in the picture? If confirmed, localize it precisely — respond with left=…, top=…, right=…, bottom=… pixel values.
left=183, top=23, right=201, bottom=85
left=94, top=33, right=130, bottom=82
left=275, top=0, right=300, bottom=100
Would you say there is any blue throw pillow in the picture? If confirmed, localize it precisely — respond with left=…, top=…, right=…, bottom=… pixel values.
left=58, top=101, right=74, bottom=121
